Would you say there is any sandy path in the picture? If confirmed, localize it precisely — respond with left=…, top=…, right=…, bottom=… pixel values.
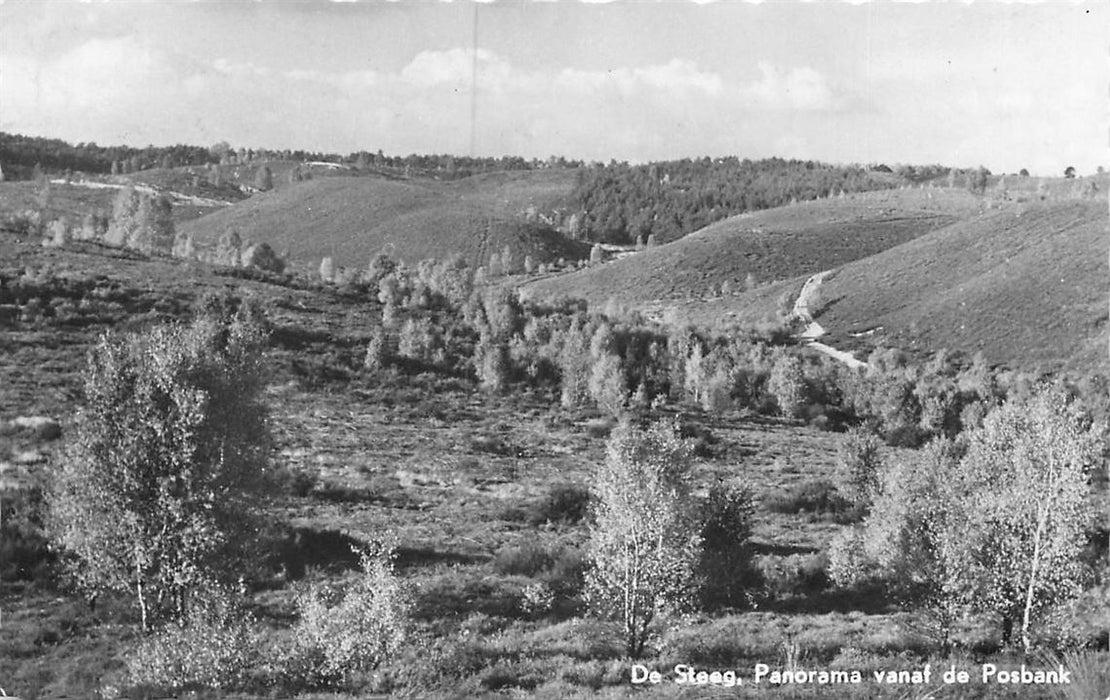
left=49, top=178, right=232, bottom=208
left=792, top=270, right=869, bottom=369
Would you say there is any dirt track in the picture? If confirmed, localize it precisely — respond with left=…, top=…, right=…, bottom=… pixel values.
left=792, top=270, right=868, bottom=369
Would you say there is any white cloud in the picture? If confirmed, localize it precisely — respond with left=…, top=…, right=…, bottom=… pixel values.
left=400, top=48, right=512, bottom=90
left=1, top=36, right=167, bottom=112
left=557, top=58, right=722, bottom=96
left=740, top=61, right=839, bottom=111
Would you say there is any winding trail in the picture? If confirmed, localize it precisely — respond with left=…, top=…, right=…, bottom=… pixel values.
left=792, top=270, right=869, bottom=369
left=49, top=178, right=232, bottom=208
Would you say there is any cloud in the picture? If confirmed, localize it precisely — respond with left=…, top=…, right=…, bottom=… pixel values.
left=2, top=36, right=168, bottom=111
left=557, top=58, right=722, bottom=96
left=400, top=48, right=511, bottom=90
left=740, top=61, right=840, bottom=111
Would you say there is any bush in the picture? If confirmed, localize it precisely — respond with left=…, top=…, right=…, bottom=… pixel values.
left=756, top=553, right=830, bottom=599
left=126, top=587, right=262, bottom=693
left=768, top=353, right=806, bottom=418
left=699, top=482, right=756, bottom=609
left=282, top=541, right=411, bottom=688
left=528, top=482, right=591, bottom=526
left=494, top=543, right=557, bottom=577
left=764, top=479, right=854, bottom=518
left=588, top=353, right=627, bottom=416
left=0, top=487, right=54, bottom=582
left=836, top=426, right=883, bottom=506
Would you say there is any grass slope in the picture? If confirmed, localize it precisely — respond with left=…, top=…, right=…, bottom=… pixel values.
left=179, top=168, right=587, bottom=270
left=525, top=188, right=978, bottom=309
left=815, top=198, right=1108, bottom=371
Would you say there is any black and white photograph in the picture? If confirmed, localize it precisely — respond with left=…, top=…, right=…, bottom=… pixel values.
left=0, top=1, right=1107, bottom=698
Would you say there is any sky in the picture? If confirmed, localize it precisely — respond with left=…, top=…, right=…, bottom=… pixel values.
left=0, top=1, right=1106, bottom=176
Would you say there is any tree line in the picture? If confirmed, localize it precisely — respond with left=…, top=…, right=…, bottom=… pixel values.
left=568, top=157, right=906, bottom=244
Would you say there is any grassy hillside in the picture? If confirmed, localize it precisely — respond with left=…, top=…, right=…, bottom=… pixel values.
left=179, top=168, right=587, bottom=270
left=813, top=198, right=1108, bottom=371
left=526, top=187, right=979, bottom=309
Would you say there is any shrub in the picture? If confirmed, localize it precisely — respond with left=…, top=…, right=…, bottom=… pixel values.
left=126, top=586, right=261, bottom=693
left=699, top=482, right=756, bottom=609
left=398, top=317, right=439, bottom=363
left=46, top=310, right=271, bottom=631
left=282, top=541, right=410, bottom=688
left=240, top=242, right=285, bottom=273
left=213, top=228, right=242, bottom=266
left=364, top=325, right=389, bottom=372
left=588, top=353, right=627, bottom=416
left=520, top=582, right=555, bottom=618
left=764, top=479, right=853, bottom=517
left=474, top=330, right=509, bottom=392
left=836, top=426, right=883, bottom=506
left=528, top=482, right=591, bottom=526
left=494, top=543, right=557, bottom=577
left=0, top=487, right=54, bottom=582
left=319, top=256, right=335, bottom=284
left=768, top=353, right=806, bottom=418
left=756, top=553, right=830, bottom=599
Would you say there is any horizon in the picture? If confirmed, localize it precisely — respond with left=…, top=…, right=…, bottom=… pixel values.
left=1, top=2, right=1106, bottom=177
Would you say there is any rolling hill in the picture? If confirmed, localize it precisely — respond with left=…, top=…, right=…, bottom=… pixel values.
left=179, top=168, right=587, bottom=270
left=525, top=187, right=981, bottom=308
left=811, top=197, right=1108, bottom=372
left=525, top=183, right=1107, bottom=373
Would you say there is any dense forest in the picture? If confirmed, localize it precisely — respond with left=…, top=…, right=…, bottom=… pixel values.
left=569, top=158, right=906, bottom=244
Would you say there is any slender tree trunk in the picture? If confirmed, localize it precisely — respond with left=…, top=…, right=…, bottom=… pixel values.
left=136, top=578, right=148, bottom=633
left=1020, top=509, right=1049, bottom=654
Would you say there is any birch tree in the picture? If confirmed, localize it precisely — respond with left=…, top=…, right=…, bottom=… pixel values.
left=585, top=420, right=701, bottom=657
left=950, top=386, right=1098, bottom=652
left=47, top=311, right=271, bottom=631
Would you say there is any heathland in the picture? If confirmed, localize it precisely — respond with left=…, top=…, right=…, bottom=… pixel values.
left=0, top=139, right=1107, bottom=699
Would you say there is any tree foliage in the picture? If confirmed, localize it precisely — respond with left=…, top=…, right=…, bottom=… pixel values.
left=47, top=310, right=272, bottom=630
left=585, top=420, right=701, bottom=657
left=834, top=386, right=1100, bottom=652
